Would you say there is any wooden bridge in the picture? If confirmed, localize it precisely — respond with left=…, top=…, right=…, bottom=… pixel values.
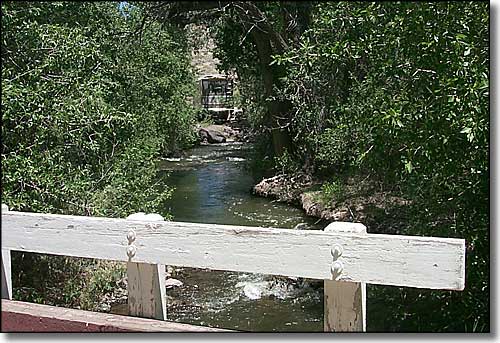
left=1, top=204, right=465, bottom=332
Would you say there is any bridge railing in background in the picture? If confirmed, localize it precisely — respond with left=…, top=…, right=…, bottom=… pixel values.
left=1, top=204, right=465, bottom=332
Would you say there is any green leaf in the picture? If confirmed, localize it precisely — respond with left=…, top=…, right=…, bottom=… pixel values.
left=405, top=160, right=413, bottom=173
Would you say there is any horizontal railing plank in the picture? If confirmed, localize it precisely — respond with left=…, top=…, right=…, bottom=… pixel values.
left=1, top=211, right=465, bottom=290
left=1, top=300, right=232, bottom=332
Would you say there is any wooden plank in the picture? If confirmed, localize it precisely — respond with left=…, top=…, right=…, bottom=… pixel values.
left=324, top=279, right=365, bottom=332
left=127, top=263, right=166, bottom=320
left=1, top=300, right=232, bottom=332
left=1, top=211, right=466, bottom=290
left=324, top=222, right=366, bottom=332
left=126, top=213, right=167, bottom=321
left=1, top=205, right=12, bottom=299
left=1, top=249, right=12, bottom=300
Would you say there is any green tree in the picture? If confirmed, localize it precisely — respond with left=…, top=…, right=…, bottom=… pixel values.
left=274, top=1, right=489, bottom=331
left=2, top=1, right=196, bottom=217
left=2, top=1, right=197, bottom=310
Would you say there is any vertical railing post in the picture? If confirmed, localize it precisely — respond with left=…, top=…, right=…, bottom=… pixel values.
left=324, top=222, right=367, bottom=332
left=1, top=250, right=12, bottom=300
left=1, top=204, right=12, bottom=300
left=126, top=213, right=167, bottom=320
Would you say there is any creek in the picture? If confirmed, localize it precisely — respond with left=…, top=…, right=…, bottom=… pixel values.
left=157, top=142, right=325, bottom=332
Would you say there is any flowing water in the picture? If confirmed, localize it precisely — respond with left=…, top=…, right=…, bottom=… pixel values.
left=157, top=142, right=326, bottom=332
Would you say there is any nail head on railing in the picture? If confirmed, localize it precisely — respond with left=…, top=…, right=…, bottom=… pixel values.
left=126, top=245, right=137, bottom=258
left=331, top=261, right=344, bottom=278
left=127, top=230, right=136, bottom=243
left=331, top=245, right=343, bottom=259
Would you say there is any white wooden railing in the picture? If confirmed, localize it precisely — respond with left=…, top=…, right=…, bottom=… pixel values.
left=0, top=204, right=465, bottom=332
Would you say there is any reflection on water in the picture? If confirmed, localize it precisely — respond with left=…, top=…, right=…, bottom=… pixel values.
left=159, top=143, right=325, bottom=331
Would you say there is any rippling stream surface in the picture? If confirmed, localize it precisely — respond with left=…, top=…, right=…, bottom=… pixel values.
left=158, top=142, right=325, bottom=332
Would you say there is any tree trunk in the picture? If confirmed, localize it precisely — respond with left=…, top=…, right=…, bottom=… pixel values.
left=250, top=29, right=292, bottom=157
left=268, top=100, right=292, bottom=158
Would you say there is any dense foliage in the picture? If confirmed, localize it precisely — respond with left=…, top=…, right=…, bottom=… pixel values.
left=210, top=1, right=489, bottom=332
left=2, top=1, right=196, bottom=310
left=2, top=1, right=196, bottom=218
left=272, top=2, right=489, bottom=332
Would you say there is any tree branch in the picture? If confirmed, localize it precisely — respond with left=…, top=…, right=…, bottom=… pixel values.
left=232, top=1, right=288, bottom=54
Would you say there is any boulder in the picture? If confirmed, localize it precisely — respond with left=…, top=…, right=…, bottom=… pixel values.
left=199, top=128, right=226, bottom=144
left=165, top=278, right=184, bottom=289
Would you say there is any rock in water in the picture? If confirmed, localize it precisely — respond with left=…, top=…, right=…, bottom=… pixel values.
left=165, top=278, right=183, bottom=288
left=199, top=128, right=226, bottom=144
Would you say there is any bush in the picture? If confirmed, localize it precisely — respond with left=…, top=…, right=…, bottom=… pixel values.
left=274, top=150, right=301, bottom=175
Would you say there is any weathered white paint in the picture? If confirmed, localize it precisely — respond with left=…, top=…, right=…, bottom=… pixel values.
left=326, top=222, right=367, bottom=234
left=126, top=213, right=167, bottom=321
left=1, top=211, right=466, bottom=290
left=324, top=280, right=365, bottom=332
left=2, top=205, right=12, bottom=300
left=127, top=262, right=166, bottom=320
left=324, top=222, right=366, bottom=332
left=127, top=212, right=165, bottom=222
left=1, top=249, right=12, bottom=300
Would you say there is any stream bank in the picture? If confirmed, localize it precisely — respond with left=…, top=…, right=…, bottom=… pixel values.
left=253, top=172, right=412, bottom=235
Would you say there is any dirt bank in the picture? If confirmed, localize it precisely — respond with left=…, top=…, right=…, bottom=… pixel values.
left=253, top=173, right=411, bottom=234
